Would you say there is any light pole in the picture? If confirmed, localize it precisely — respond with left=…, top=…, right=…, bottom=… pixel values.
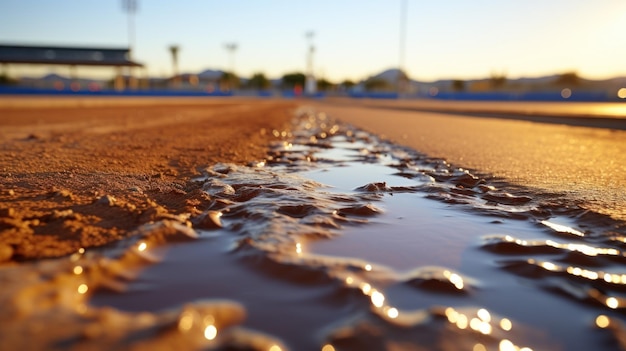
left=169, top=45, right=179, bottom=88
left=224, top=43, right=238, bottom=90
left=122, top=0, right=137, bottom=58
left=398, top=0, right=408, bottom=96
left=122, top=0, right=138, bottom=88
left=305, top=31, right=316, bottom=95
left=224, top=43, right=238, bottom=73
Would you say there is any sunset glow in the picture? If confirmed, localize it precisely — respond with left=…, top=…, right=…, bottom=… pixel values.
left=1, top=0, right=625, bottom=81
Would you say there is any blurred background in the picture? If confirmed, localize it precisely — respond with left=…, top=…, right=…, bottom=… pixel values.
left=1, top=0, right=625, bottom=100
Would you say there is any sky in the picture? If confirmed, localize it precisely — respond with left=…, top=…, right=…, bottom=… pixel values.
left=1, top=0, right=626, bottom=82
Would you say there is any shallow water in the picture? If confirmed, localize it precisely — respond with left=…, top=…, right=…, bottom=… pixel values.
left=2, top=108, right=626, bottom=350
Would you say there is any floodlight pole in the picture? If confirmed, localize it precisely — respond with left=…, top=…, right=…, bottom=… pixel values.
left=398, top=0, right=407, bottom=96
left=169, top=45, right=180, bottom=87
left=224, top=43, right=238, bottom=90
left=123, top=0, right=137, bottom=59
left=305, top=31, right=316, bottom=95
left=123, top=0, right=138, bottom=89
left=224, top=43, right=238, bottom=74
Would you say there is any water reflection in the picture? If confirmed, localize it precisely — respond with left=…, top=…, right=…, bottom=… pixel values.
left=604, top=273, right=626, bottom=284
left=446, top=307, right=490, bottom=334
left=203, top=324, right=217, bottom=340
left=386, top=307, right=399, bottom=319
left=596, top=314, right=610, bottom=328
left=490, top=235, right=623, bottom=260
left=529, top=258, right=626, bottom=287
left=606, top=297, right=619, bottom=309
left=474, top=344, right=487, bottom=351
left=70, top=247, right=86, bottom=262
left=541, top=220, right=585, bottom=236
left=77, top=283, right=88, bottom=294
left=499, top=339, right=532, bottom=351
left=500, top=318, right=512, bottom=331
left=444, top=270, right=464, bottom=290
left=443, top=307, right=534, bottom=350
left=295, top=242, right=303, bottom=255
left=370, top=290, right=385, bottom=307
left=178, top=310, right=194, bottom=332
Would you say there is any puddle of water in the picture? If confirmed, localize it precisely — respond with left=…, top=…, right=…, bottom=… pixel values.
left=310, top=188, right=471, bottom=271
left=91, top=232, right=356, bottom=348
left=3, top=108, right=626, bottom=351
left=291, top=117, right=626, bottom=350
left=269, top=110, right=626, bottom=350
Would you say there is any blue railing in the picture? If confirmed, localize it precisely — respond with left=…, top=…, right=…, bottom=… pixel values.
left=1, top=85, right=623, bottom=102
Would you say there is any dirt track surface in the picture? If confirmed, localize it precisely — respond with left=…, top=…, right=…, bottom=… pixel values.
left=0, top=97, right=297, bottom=261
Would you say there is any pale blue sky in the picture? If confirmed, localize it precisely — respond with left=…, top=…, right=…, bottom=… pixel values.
left=1, top=0, right=625, bottom=82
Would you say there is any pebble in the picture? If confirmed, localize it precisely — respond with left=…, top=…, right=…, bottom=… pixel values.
left=52, top=209, right=74, bottom=219
left=0, top=208, right=15, bottom=218
left=97, top=195, right=116, bottom=206
left=54, top=189, right=74, bottom=199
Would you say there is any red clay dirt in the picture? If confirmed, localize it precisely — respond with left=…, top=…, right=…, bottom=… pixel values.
left=0, top=97, right=297, bottom=261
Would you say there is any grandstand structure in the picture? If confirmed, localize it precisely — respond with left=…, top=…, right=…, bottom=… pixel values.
left=0, top=44, right=144, bottom=90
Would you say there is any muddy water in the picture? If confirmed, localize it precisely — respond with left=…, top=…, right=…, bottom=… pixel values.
left=2, top=108, right=626, bottom=350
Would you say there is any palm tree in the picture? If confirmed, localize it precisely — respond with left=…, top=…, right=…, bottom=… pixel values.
left=223, top=43, right=238, bottom=90
left=169, top=45, right=180, bottom=87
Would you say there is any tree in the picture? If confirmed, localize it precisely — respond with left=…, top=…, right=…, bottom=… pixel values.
left=340, top=80, right=355, bottom=90
left=452, top=79, right=465, bottom=92
left=364, top=78, right=391, bottom=92
left=169, top=45, right=180, bottom=87
left=490, top=72, right=507, bottom=89
left=396, top=70, right=409, bottom=83
left=247, top=72, right=270, bottom=90
left=316, top=78, right=335, bottom=91
left=396, top=70, right=410, bottom=94
left=281, top=72, right=305, bottom=89
left=0, top=74, right=17, bottom=86
left=219, top=71, right=239, bottom=90
left=554, top=72, right=580, bottom=86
